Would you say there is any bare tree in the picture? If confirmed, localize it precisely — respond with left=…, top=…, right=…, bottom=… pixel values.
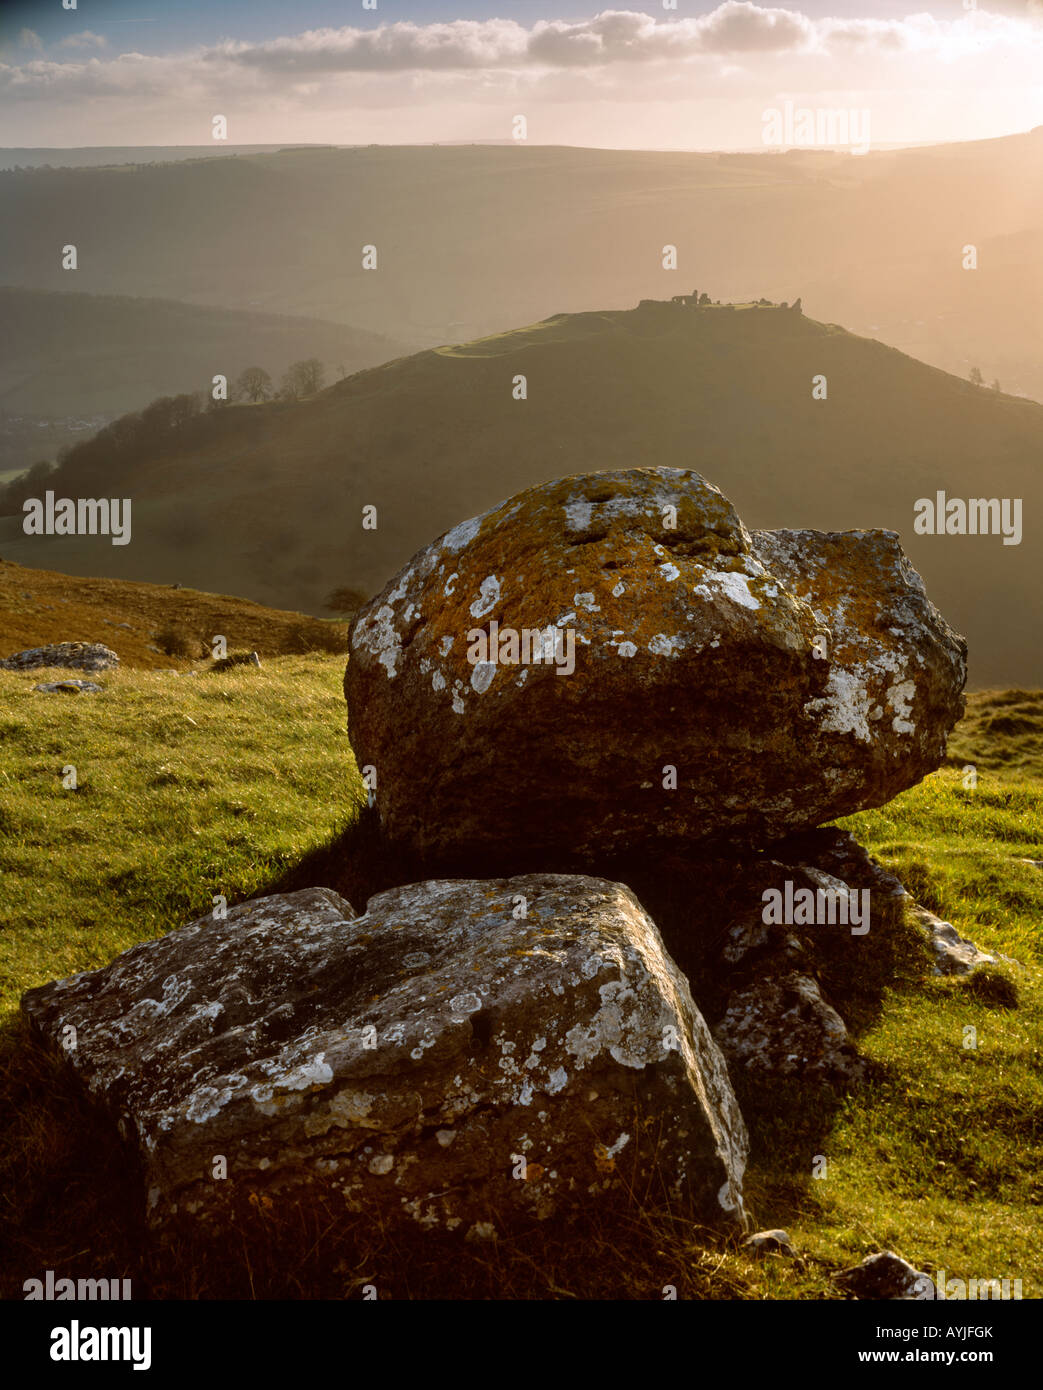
left=234, top=367, right=274, bottom=403
left=281, top=358, right=326, bottom=400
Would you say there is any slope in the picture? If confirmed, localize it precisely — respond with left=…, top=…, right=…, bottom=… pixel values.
left=0, top=301, right=1038, bottom=685
left=0, top=560, right=345, bottom=669
left=0, top=287, right=410, bottom=471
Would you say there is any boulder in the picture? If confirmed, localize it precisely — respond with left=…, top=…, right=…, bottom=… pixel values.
left=345, top=468, right=965, bottom=864
left=1, top=641, right=119, bottom=673
left=21, top=877, right=748, bottom=1238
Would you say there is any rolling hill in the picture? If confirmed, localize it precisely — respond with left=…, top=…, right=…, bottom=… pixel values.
left=2, top=133, right=1042, bottom=397
left=0, top=288, right=410, bottom=472
left=0, top=299, right=1037, bottom=685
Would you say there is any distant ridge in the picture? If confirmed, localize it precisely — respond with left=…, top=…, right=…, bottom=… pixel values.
left=1, top=300, right=1039, bottom=685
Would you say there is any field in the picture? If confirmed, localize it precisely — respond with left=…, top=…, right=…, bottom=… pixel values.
left=0, top=659, right=1039, bottom=1299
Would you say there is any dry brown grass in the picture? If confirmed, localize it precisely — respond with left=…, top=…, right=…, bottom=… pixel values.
left=0, top=559, right=346, bottom=668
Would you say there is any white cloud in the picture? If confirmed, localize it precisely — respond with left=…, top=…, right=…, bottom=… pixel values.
left=57, top=32, right=109, bottom=52
left=19, top=29, right=43, bottom=53
left=205, top=7, right=844, bottom=74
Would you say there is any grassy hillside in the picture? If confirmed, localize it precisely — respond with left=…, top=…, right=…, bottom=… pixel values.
left=2, top=134, right=1042, bottom=396
left=0, top=560, right=347, bottom=668
left=2, top=302, right=1038, bottom=685
left=0, top=654, right=1038, bottom=1299
left=0, top=288, right=408, bottom=468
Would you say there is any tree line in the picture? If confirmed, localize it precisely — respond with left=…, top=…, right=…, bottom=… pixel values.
left=235, top=359, right=326, bottom=402
left=0, top=359, right=329, bottom=516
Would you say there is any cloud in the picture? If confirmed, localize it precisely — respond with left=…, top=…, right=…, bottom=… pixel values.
left=57, top=32, right=108, bottom=52
left=207, top=21, right=528, bottom=74
left=4, top=6, right=1041, bottom=94
left=1, top=5, right=1042, bottom=149
left=207, top=7, right=827, bottom=75
left=19, top=29, right=43, bottom=53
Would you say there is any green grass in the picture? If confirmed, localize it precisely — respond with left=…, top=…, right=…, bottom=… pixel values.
left=0, top=656, right=362, bottom=1016
left=740, top=687, right=1043, bottom=1299
left=0, top=670, right=1040, bottom=1298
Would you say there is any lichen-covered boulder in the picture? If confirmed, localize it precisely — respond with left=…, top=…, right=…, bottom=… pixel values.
left=21, top=877, right=748, bottom=1237
left=345, top=468, right=965, bottom=863
left=1, top=641, right=119, bottom=672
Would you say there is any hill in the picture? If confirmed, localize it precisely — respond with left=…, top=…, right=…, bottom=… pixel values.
left=1, top=300, right=1038, bottom=685
left=2, top=134, right=1042, bottom=396
left=0, top=560, right=346, bottom=669
left=0, top=288, right=409, bottom=472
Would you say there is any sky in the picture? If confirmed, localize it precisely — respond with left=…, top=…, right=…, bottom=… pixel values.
left=2, top=1, right=1042, bottom=151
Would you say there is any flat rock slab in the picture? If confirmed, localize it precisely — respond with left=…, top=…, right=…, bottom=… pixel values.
left=22, top=878, right=748, bottom=1238
left=346, top=467, right=966, bottom=863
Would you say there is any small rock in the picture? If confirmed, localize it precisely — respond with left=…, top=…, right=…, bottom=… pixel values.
left=907, top=903, right=995, bottom=975
left=33, top=680, right=104, bottom=694
left=834, top=1251, right=932, bottom=1300
left=744, top=1229, right=795, bottom=1257
left=714, top=971, right=866, bottom=1085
